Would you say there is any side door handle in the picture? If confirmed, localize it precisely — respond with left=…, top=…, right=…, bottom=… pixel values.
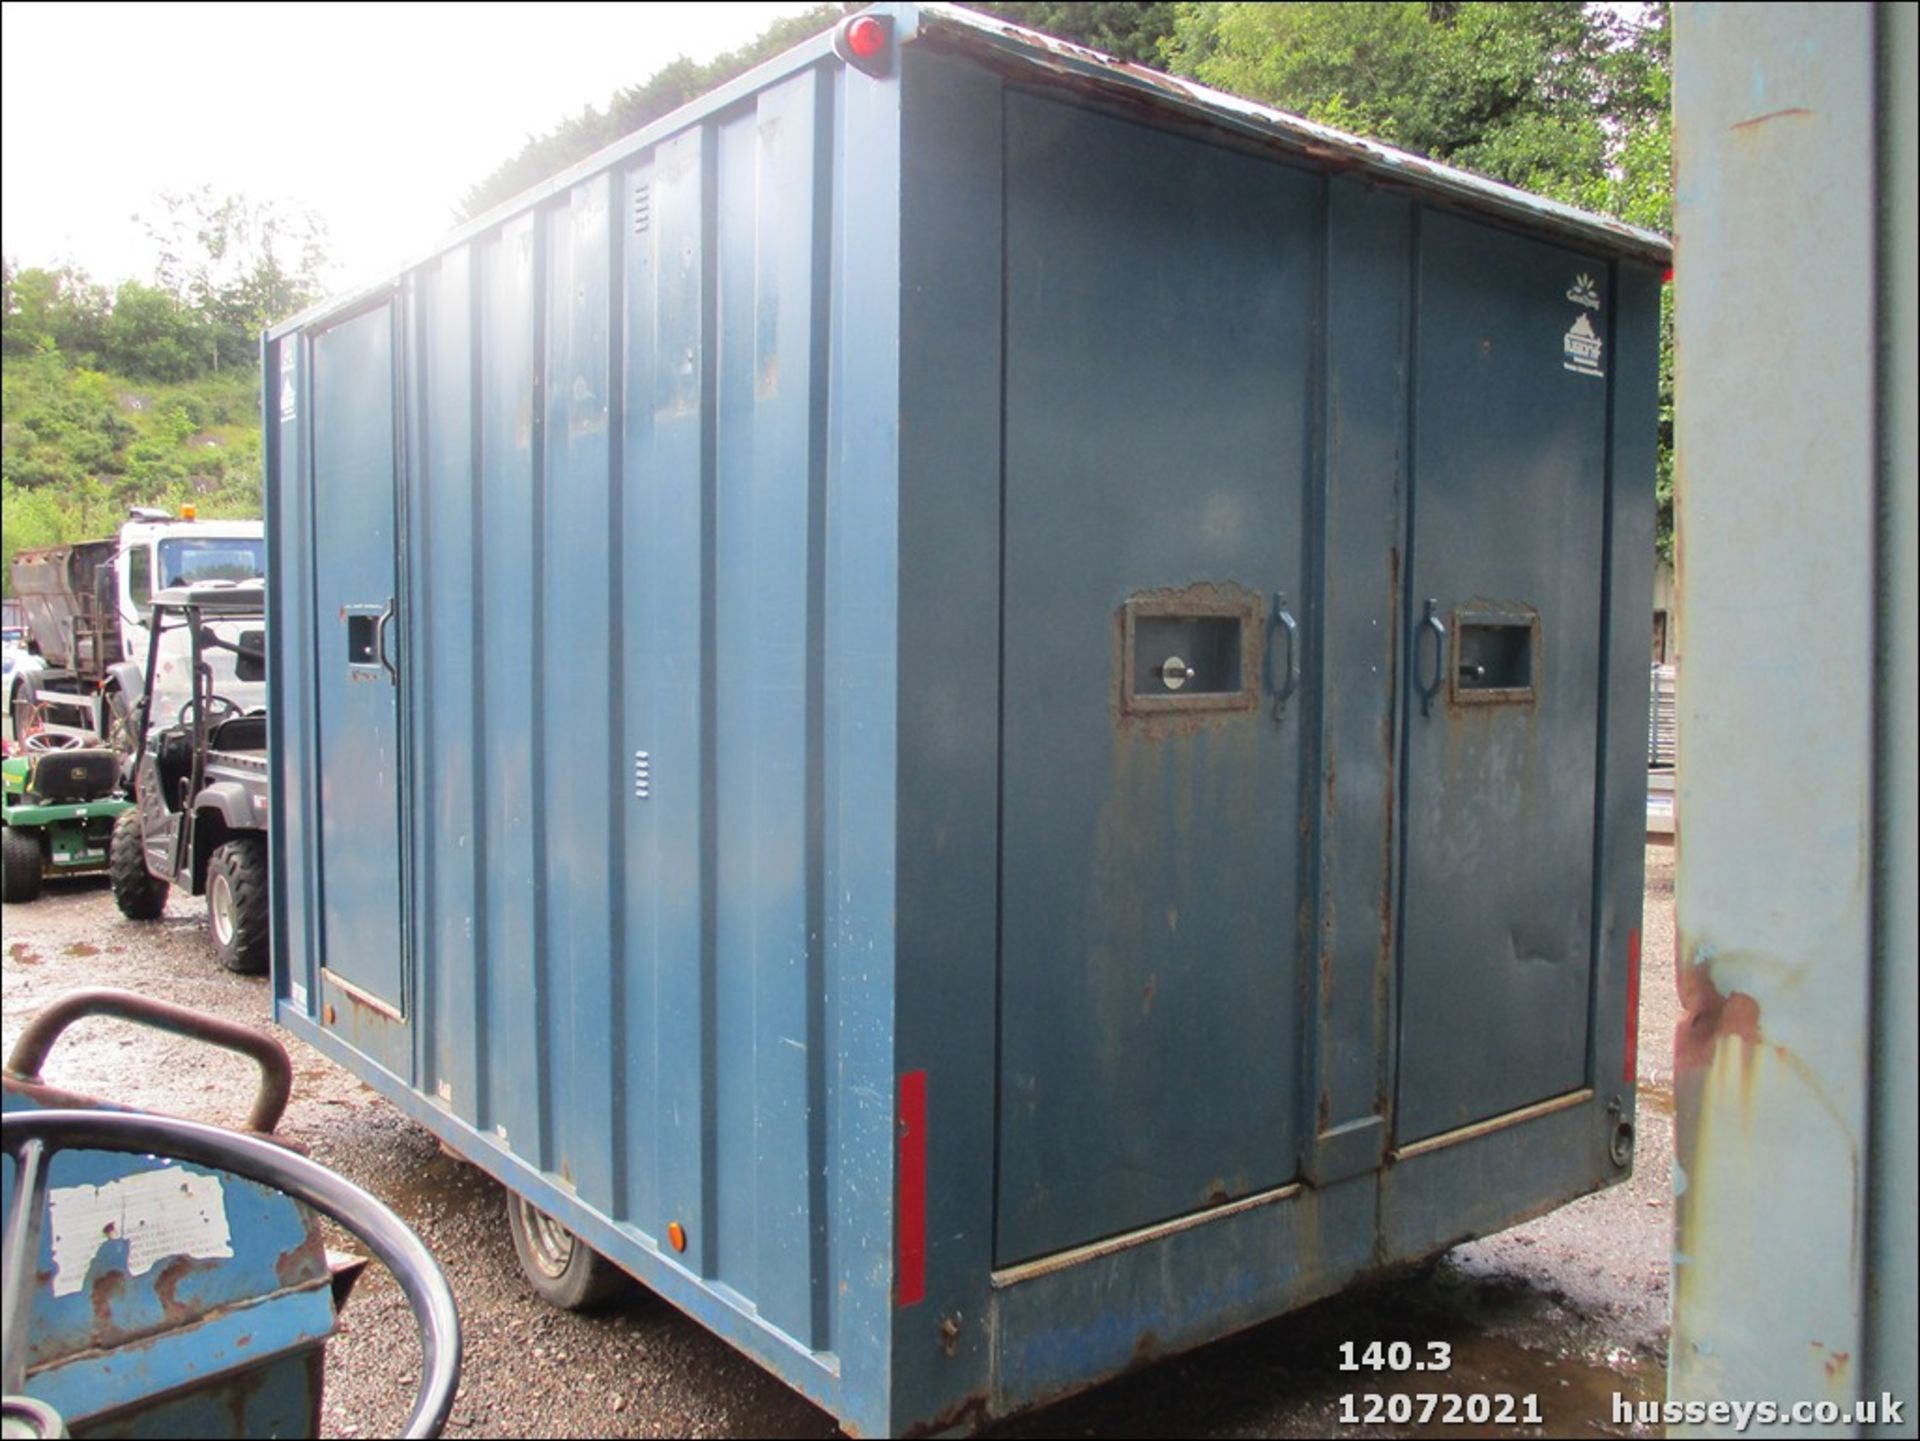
left=375, top=599, right=398, bottom=686
left=1417, top=598, right=1447, bottom=717
left=1267, top=592, right=1299, bottom=721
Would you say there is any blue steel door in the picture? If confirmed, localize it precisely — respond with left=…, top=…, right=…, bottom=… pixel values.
left=995, top=96, right=1313, bottom=1266
left=1395, top=216, right=1608, bottom=1143
left=308, top=301, right=407, bottom=1022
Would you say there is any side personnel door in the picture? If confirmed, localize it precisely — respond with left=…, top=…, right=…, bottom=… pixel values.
left=307, top=299, right=410, bottom=1064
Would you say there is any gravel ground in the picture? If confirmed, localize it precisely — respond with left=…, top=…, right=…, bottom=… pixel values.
left=1, top=845, right=1678, bottom=1438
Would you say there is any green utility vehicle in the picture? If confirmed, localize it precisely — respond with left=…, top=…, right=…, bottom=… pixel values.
left=1, top=738, right=132, bottom=902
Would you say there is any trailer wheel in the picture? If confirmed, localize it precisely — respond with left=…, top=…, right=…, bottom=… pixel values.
left=206, top=837, right=269, bottom=974
left=2, top=825, right=43, bottom=903
left=506, top=1193, right=634, bottom=1311
left=110, top=810, right=168, bottom=920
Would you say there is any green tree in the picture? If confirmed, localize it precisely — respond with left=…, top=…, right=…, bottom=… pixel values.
left=136, top=187, right=332, bottom=371
left=101, top=282, right=208, bottom=384
left=2, top=264, right=112, bottom=365
left=1, top=476, right=125, bottom=581
left=462, top=5, right=861, bottom=217
left=972, top=3, right=1179, bottom=63
left=1164, top=2, right=1673, bottom=554
left=1, top=354, right=133, bottom=491
left=1164, top=2, right=1669, bottom=225
left=461, top=2, right=1189, bottom=215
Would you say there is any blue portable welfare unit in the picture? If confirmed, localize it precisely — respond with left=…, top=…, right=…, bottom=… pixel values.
left=263, top=5, right=1669, bottom=1433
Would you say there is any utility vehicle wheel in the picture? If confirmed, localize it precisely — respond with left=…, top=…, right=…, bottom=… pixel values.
left=110, top=810, right=168, bottom=920
left=505, top=1193, right=633, bottom=1311
left=2, top=825, right=43, bottom=903
left=206, top=837, right=269, bottom=974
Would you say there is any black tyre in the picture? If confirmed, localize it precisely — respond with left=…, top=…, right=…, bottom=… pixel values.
left=9, top=678, right=37, bottom=745
left=1, top=825, right=43, bottom=903
left=110, top=809, right=169, bottom=920
left=206, top=836, right=270, bottom=974
left=102, top=681, right=136, bottom=754
left=505, top=1193, right=633, bottom=1311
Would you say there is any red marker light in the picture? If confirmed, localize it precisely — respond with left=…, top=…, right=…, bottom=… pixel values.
left=846, top=15, right=887, bottom=59
left=836, top=13, right=893, bottom=76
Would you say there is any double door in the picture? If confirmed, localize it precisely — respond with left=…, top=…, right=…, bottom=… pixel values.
left=993, top=101, right=1610, bottom=1265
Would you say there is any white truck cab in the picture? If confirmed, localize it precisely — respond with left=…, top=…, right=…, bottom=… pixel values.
left=7, top=509, right=265, bottom=745
left=116, top=511, right=266, bottom=688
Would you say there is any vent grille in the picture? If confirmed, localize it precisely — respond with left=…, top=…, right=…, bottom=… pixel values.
left=633, top=182, right=651, bottom=234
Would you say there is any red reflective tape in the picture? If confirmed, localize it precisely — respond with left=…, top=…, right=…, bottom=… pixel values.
left=1623, top=928, right=1642, bottom=1084
left=896, top=1069, right=928, bottom=1307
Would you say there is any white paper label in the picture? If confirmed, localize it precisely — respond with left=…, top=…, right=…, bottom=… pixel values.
left=48, top=1166, right=234, bottom=1297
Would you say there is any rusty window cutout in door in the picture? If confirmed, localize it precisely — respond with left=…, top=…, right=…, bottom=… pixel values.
left=1119, top=585, right=1264, bottom=717
left=1451, top=607, right=1539, bottom=705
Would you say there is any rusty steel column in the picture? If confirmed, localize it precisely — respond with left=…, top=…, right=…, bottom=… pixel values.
left=1672, top=3, right=1917, bottom=1436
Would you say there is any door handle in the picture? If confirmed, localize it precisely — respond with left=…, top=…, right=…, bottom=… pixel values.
left=1417, top=598, right=1446, bottom=717
left=1267, top=593, right=1299, bottom=721
left=375, top=599, right=398, bottom=686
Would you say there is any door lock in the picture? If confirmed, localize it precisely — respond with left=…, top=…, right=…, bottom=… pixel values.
left=1158, top=656, right=1194, bottom=691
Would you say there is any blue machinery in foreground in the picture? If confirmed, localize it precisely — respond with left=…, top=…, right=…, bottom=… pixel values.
left=262, top=5, right=1666, bottom=1433
left=1, top=989, right=460, bottom=1439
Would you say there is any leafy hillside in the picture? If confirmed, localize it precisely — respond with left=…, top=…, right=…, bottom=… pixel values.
left=2, top=194, right=324, bottom=592
left=2, top=356, right=263, bottom=582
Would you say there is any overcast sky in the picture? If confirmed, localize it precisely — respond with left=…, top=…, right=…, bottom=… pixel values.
left=2, top=1, right=811, bottom=294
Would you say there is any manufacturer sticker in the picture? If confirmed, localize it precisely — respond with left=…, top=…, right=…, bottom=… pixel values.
left=1563, top=312, right=1605, bottom=378
left=1566, top=271, right=1601, bottom=309
left=48, top=1166, right=234, bottom=1297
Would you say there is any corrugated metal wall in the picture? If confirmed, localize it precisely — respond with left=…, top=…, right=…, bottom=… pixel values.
left=272, top=57, right=890, bottom=1400
left=412, top=63, right=837, bottom=1345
